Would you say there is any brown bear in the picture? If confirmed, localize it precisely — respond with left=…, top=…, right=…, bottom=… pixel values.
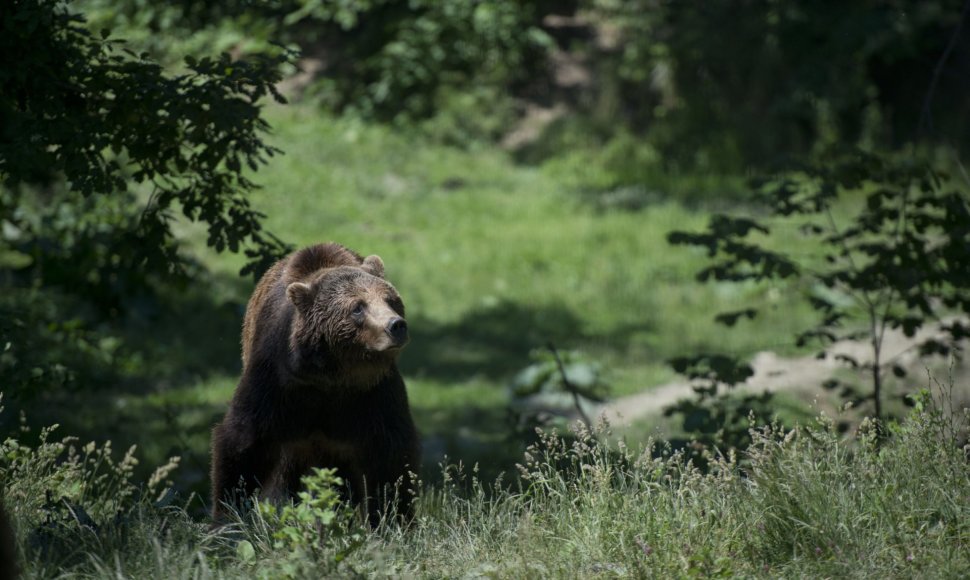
left=210, top=243, right=420, bottom=526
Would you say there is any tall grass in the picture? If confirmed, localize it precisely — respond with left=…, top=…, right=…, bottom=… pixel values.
left=3, top=382, right=967, bottom=578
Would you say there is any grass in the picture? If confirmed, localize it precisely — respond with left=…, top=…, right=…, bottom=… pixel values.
left=146, top=103, right=828, bottom=487
left=4, top=102, right=969, bottom=578
left=3, top=385, right=968, bottom=578
left=191, top=105, right=819, bottom=380
left=12, top=102, right=854, bottom=497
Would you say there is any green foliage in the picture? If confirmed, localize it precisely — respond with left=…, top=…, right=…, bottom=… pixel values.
left=1, top=0, right=293, bottom=277
left=301, top=0, right=552, bottom=120
left=667, top=150, right=970, bottom=441
left=588, top=0, right=970, bottom=168
left=71, top=0, right=970, bottom=162
left=0, top=287, right=125, bottom=400
left=0, top=0, right=293, bottom=398
left=254, top=468, right=365, bottom=576
left=0, top=396, right=182, bottom=573
left=77, top=0, right=552, bottom=121
left=77, top=0, right=290, bottom=63
left=664, top=354, right=776, bottom=456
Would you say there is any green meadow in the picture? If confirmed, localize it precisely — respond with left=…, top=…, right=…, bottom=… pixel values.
left=136, top=104, right=821, bottom=489
left=5, top=1, right=969, bottom=575
left=7, top=104, right=964, bottom=579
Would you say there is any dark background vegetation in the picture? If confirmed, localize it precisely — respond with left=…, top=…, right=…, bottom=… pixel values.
left=2, top=0, right=969, bottom=510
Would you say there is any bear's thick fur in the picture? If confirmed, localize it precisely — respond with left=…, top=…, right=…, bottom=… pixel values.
left=210, top=243, right=420, bottom=525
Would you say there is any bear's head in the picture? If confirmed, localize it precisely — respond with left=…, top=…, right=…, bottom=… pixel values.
left=285, top=255, right=408, bottom=385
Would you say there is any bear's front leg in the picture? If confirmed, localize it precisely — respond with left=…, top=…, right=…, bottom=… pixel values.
left=210, top=419, right=279, bottom=523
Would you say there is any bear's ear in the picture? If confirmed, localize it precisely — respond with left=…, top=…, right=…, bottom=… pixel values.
left=361, top=255, right=385, bottom=278
left=286, top=282, right=314, bottom=313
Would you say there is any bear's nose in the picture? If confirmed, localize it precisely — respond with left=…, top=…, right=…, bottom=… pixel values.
left=386, top=317, right=409, bottom=344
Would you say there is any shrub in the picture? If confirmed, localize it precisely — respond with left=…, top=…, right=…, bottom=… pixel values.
left=251, top=468, right=366, bottom=577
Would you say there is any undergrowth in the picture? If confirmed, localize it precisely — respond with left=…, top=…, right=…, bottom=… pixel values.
left=1, top=384, right=967, bottom=578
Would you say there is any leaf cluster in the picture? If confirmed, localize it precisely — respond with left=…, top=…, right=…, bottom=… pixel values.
left=1, top=0, right=294, bottom=283
left=252, top=468, right=365, bottom=576
left=664, top=354, right=774, bottom=456
left=755, top=151, right=970, bottom=361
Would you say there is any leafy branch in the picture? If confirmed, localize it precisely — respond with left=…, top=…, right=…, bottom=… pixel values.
left=667, top=150, right=969, bottom=434
left=1, top=0, right=296, bottom=283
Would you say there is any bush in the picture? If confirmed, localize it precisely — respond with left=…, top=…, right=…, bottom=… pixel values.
left=77, top=0, right=553, bottom=121
left=0, top=395, right=184, bottom=575
left=588, top=0, right=970, bottom=168
left=299, top=0, right=552, bottom=120
left=251, top=468, right=366, bottom=577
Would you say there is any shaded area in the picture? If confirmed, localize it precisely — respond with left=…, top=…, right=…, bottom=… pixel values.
left=412, top=402, right=523, bottom=485
left=401, top=300, right=589, bottom=382
left=401, top=300, right=659, bottom=484
left=118, top=281, right=248, bottom=386
left=2, top=272, right=253, bottom=509
left=3, top=274, right=670, bottom=509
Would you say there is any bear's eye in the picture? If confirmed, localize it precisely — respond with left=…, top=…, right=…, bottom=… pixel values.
left=351, top=302, right=366, bottom=317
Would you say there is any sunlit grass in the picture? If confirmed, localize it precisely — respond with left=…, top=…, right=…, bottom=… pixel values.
left=149, top=104, right=835, bottom=483
left=188, top=105, right=819, bottom=399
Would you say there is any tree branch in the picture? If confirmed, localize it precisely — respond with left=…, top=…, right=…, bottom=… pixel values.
left=547, top=343, right=593, bottom=428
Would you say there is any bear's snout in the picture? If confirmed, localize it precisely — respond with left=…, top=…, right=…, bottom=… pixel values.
left=386, top=317, right=409, bottom=346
